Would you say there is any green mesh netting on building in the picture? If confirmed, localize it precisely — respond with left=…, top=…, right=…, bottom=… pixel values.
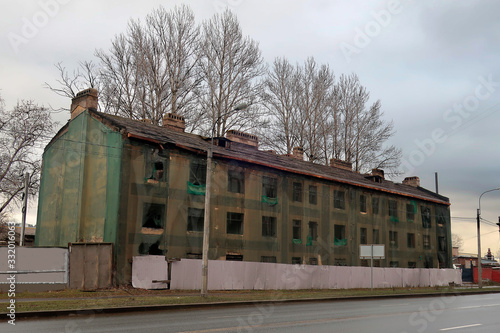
left=334, top=238, right=347, bottom=246
left=261, top=195, right=278, bottom=205
left=292, top=239, right=302, bottom=245
left=187, top=181, right=206, bottom=195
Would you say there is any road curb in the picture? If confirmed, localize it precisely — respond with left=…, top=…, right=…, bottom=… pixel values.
left=10, top=289, right=500, bottom=320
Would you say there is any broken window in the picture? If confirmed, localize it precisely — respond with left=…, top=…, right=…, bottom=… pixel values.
left=334, top=258, right=347, bottom=266
left=423, top=234, right=431, bottom=249
left=292, top=220, right=301, bottom=241
left=228, top=169, right=245, bottom=193
left=227, top=212, right=244, bottom=235
left=334, top=190, right=345, bottom=209
left=390, top=261, right=399, bottom=268
left=372, top=229, right=380, bottom=244
left=388, top=200, right=398, bottom=222
left=437, top=209, right=446, bottom=228
left=360, top=227, right=367, bottom=245
left=309, top=185, right=317, bottom=205
left=389, top=231, right=398, bottom=248
left=261, top=256, right=277, bottom=263
left=226, top=254, right=243, bottom=261
left=262, top=216, right=277, bottom=237
left=308, top=221, right=318, bottom=241
left=334, top=224, right=346, bottom=246
left=424, top=254, right=434, bottom=268
left=292, top=182, right=302, bottom=202
left=262, top=176, right=278, bottom=198
left=408, top=262, right=417, bottom=269
left=309, top=257, right=318, bottom=265
left=187, top=208, right=204, bottom=232
left=406, top=203, right=415, bottom=222
left=189, top=161, right=206, bottom=185
left=438, top=236, right=447, bottom=252
left=142, top=203, right=165, bottom=229
left=372, top=197, right=379, bottom=214
left=407, top=233, right=415, bottom=248
left=421, top=206, right=431, bottom=228
left=292, top=257, right=301, bottom=265
left=360, top=195, right=367, bottom=213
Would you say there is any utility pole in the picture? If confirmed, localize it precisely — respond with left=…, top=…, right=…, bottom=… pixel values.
left=20, top=172, right=29, bottom=246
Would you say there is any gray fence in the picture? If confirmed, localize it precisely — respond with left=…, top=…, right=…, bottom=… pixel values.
left=168, top=259, right=461, bottom=290
left=0, top=247, right=68, bottom=292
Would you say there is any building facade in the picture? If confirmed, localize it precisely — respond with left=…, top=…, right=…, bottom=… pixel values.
left=36, top=89, right=452, bottom=285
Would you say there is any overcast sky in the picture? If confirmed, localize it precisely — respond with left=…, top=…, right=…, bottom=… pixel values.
left=1, top=0, right=499, bottom=257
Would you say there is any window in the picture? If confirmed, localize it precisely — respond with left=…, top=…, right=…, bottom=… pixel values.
left=309, top=185, right=317, bottom=205
left=372, top=229, right=380, bottom=244
left=187, top=208, right=204, bottom=232
left=407, top=233, right=415, bottom=248
left=334, top=190, right=345, bottom=209
left=292, top=220, right=301, bottom=240
left=261, top=256, right=277, bottom=263
left=262, top=176, right=278, bottom=198
left=142, top=203, right=165, bottom=229
left=334, top=258, right=347, bottom=266
left=437, top=209, right=446, bottom=227
left=226, top=254, right=243, bottom=261
left=423, top=234, right=431, bottom=249
left=227, top=212, right=244, bottom=235
left=147, top=161, right=164, bottom=182
left=389, top=231, right=398, bottom=248
left=360, top=195, right=367, bottom=213
left=421, top=206, right=431, bottom=228
left=406, top=203, right=415, bottom=222
left=360, top=259, right=369, bottom=267
left=189, top=161, right=206, bottom=185
left=390, top=261, right=399, bottom=268
left=424, top=254, right=433, bottom=268
left=309, top=257, right=318, bottom=265
left=388, top=200, right=398, bottom=221
left=228, top=170, right=245, bottom=193
left=308, top=222, right=318, bottom=241
left=333, top=224, right=346, bottom=240
left=360, top=228, right=367, bottom=245
left=262, top=216, right=277, bottom=237
left=292, top=182, right=302, bottom=202
left=372, top=197, right=379, bottom=214
left=438, top=236, right=447, bottom=252
left=408, top=262, right=417, bottom=269
left=292, top=257, right=301, bottom=265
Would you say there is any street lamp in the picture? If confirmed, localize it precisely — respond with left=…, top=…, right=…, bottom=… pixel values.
left=476, top=187, right=500, bottom=288
left=201, top=103, right=249, bottom=297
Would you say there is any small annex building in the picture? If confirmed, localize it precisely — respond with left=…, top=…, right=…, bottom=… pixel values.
left=36, top=89, right=452, bottom=285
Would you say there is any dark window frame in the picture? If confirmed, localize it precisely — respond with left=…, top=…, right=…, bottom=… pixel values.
left=372, top=197, right=379, bottom=214
left=308, top=221, right=318, bottom=241
left=389, top=230, right=398, bottom=248
left=334, top=190, right=346, bottom=210
left=407, top=233, right=415, bottom=248
left=228, top=169, right=245, bottom=194
left=292, top=220, right=301, bottom=240
left=262, top=176, right=278, bottom=198
left=189, top=161, right=206, bottom=186
left=226, top=212, right=244, bottom=235
left=309, top=185, right=318, bottom=205
left=262, top=216, right=277, bottom=237
left=292, top=182, right=303, bottom=202
left=142, top=203, right=165, bottom=229
left=360, top=227, right=368, bottom=245
left=187, top=207, right=204, bottom=232
left=360, top=195, right=367, bottom=213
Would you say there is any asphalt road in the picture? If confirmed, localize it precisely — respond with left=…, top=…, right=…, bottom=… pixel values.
left=2, top=293, right=500, bottom=333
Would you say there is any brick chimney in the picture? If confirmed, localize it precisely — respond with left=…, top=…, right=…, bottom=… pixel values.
left=226, top=130, right=258, bottom=149
left=330, top=158, right=352, bottom=171
left=402, top=176, right=420, bottom=187
left=162, top=113, right=185, bottom=132
left=70, top=88, right=98, bottom=120
left=292, top=147, right=304, bottom=160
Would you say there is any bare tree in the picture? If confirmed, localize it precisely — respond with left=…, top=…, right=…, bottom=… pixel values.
left=451, top=233, right=464, bottom=252
left=0, top=96, right=56, bottom=215
left=260, top=57, right=301, bottom=154
left=198, top=9, right=266, bottom=136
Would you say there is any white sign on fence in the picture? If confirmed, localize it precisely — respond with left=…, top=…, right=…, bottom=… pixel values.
left=360, top=245, right=385, bottom=259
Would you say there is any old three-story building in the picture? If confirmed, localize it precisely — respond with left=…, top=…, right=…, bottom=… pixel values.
left=35, top=89, right=452, bottom=285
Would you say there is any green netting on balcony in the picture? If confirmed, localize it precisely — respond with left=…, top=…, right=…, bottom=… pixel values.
left=261, top=195, right=278, bottom=205
left=292, top=239, right=302, bottom=245
left=187, top=181, right=206, bottom=195
left=334, top=238, right=347, bottom=246
left=390, top=216, right=399, bottom=222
